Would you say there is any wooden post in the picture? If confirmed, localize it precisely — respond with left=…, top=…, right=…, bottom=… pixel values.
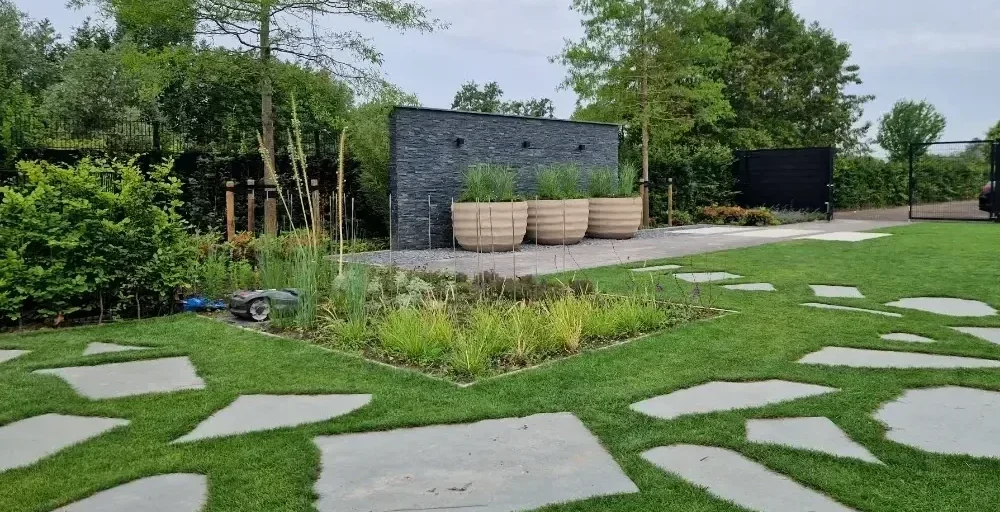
left=264, top=186, right=278, bottom=235
left=310, top=178, right=321, bottom=235
left=246, top=179, right=255, bottom=234
left=668, top=178, right=674, bottom=227
left=225, top=181, right=236, bottom=241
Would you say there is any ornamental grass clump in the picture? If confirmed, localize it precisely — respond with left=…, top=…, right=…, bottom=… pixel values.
left=459, top=163, right=518, bottom=202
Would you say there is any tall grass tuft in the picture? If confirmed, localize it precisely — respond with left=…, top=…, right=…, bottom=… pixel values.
left=546, top=295, right=590, bottom=351
left=536, top=164, right=582, bottom=200
left=460, top=163, right=518, bottom=202
left=587, top=167, right=616, bottom=198
left=378, top=308, right=453, bottom=363
left=617, top=161, right=640, bottom=197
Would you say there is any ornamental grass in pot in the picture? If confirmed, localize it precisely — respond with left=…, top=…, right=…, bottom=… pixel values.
left=452, top=163, right=528, bottom=252
left=526, top=164, right=590, bottom=245
left=586, top=162, right=642, bottom=239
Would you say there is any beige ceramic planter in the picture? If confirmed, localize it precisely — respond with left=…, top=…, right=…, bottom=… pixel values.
left=452, top=201, right=528, bottom=252
left=587, top=197, right=642, bottom=239
left=526, top=199, right=590, bottom=245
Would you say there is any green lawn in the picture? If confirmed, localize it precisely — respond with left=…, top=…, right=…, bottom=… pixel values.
left=2, top=222, right=1000, bottom=512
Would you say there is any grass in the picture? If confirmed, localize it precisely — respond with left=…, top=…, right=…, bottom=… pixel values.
left=2, top=222, right=1000, bottom=511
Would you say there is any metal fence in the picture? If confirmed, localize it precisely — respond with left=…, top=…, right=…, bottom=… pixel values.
left=908, top=140, right=997, bottom=221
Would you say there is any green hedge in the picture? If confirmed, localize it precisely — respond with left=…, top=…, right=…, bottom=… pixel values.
left=835, top=155, right=985, bottom=209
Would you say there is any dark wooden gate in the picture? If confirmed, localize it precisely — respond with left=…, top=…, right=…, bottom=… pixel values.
left=734, top=147, right=835, bottom=217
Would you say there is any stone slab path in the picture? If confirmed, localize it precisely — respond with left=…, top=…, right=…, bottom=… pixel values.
left=173, top=394, right=372, bottom=443
left=723, top=283, right=776, bottom=292
left=729, top=228, right=821, bottom=239
left=799, top=347, right=1000, bottom=369
left=641, top=445, right=857, bottom=512
left=801, top=232, right=892, bottom=242
left=312, top=412, right=638, bottom=512
left=885, top=298, right=997, bottom=317
left=0, top=414, right=129, bottom=472
left=630, top=380, right=837, bottom=420
left=679, top=226, right=760, bottom=235
left=746, top=417, right=882, bottom=464
left=875, top=387, right=1000, bottom=458
left=674, top=272, right=742, bottom=283
left=52, top=474, right=207, bottom=512
left=83, top=342, right=149, bottom=356
left=881, top=333, right=936, bottom=343
left=810, top=285, right=864, bottom=299
left=34, top=357, right=206, bottom=399
left=952, top=327, right=1000, bottom=345
left=0, top=349, right=29, bottom=364
left=801, top=303, right=902, bottom=317
left=631, top=264, right=682, bottom=273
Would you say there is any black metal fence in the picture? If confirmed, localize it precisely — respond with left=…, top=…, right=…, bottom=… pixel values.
left=733, top=147, right=835, bottom=218
left=908, top=140, right=997, bottom=221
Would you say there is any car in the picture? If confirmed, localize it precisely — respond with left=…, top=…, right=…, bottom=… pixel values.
left=981, top=182, right=994, bottom=213
left=229, top=289, right=301, bottom=322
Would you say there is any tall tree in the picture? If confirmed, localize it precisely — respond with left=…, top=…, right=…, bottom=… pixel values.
left=877, top=99, right=946, bottom=162
left=451, top=81, right=555, bottom=118
left=987, top=120, right=1000, bottom=142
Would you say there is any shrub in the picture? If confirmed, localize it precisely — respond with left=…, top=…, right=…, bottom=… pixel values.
left=770, top=209, right=828, bottom=224
left=740, top=208, right=778, bottom=226
left=695, top=206, right=776, bottom=226
left=0, top=158, right=196, bottom=322
left=459, top=163, right=518, bottom=202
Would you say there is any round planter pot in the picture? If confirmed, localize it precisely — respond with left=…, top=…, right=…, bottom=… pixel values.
left=586, top=197, right=642, bottom=239
left=452, top=201, right=529, bottom=252
left=526, top=199, right=590, bottom=245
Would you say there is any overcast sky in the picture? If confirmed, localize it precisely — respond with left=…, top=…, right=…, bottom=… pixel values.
left=15, top=0, right=1000, bottom=143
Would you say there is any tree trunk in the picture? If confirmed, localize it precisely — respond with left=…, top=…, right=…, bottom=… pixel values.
left=639, top=0, right=651, bottom=228
left=259, top=3, right=276, bottom=186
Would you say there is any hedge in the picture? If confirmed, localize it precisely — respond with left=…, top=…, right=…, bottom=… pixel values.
left=834, top=154, right=986, bottom=210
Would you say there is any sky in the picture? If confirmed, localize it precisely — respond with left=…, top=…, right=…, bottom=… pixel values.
left=14, top=0, right=1000, bottom=143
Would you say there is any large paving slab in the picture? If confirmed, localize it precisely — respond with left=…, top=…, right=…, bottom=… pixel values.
left=881, top=333, right=936, bottom=343
left=34, top=357, right=206, bottom=399
left=801, top=232, right=892, bottom=242
left=642, top=444, right=857, bottom=512
left=810, top=285, right=864, bottom=299
left=885, top=297, right=997, bottom=317
left=312, top=412, right=638, bottom=512
left=801, top=303, right=902, bottom=317
left=952, top=327, right=1000, bottom=345
left=723, top=283, right=776, bottom=292
left=0, top=413, right=129, bottom=472
left=678, top=226, right=762, bottom=235
left=674, top=272, right=742, bottom=283
left=52, top=474, right=207, bottom=512
left=0, top=349, right=30, bottom=364
left=83, top=342, right=150, bottom=356
left=746, top=417, right=882, bottom=464
left=874, top=386, right=1000, bottom=458
left=798, top=347, right=1000, bottom=369
left=631, top=264, right=682, bottom=272
left=173, top=394, right=372, bottom=443
left=630, top=380, right=838, bottom=420
left=728, top=228, right=821, bottom=239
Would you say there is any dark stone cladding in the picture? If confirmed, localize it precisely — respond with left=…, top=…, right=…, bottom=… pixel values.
left=389, top=106, right=620, bottom=249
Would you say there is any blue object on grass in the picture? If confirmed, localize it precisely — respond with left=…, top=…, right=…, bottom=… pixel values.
left=181, top=297, right=227, bottom=312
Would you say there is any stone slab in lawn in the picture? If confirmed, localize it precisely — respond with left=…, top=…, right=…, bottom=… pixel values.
left=675, top=272, right=742, bottom=283
left=802, top=232, right=892, bottom=242
left=83, top=342, right=150, bottom=356
left=0, top=413, right=129, bottom=472
left=810, top=285, right=865, bottom=299
left=728, top=228, right=821, bottom=239
left=881, top=333, right=936, bottom=343
left=746, top=417, right=881, bottom=464
left=799, top=347, right=1000, bottom=369
left=678, top=226, right=761, bottom=235
left=0, top=349, right=29, bottom=364
left=631, top=264, right=682, bottom=273
left=642, top=445, right=857, bottom=512
left=34, top=357, right=206, bottom=400
left=312, top=412, right=638, bottom=512
left=52, top=474, right=207, bottom=512
left=801, top=303, right=902, bottom=317
left=723, top=283, right=776, bottom=292
left=885, top=298, right=996, bottom=317
left=875, top=386, right=1000, bottom=458
left=173, top=394, right=372, bottom=443
left=952, top=327, right=1000, bottom=345
left=630, top=380, right=837, bottom=421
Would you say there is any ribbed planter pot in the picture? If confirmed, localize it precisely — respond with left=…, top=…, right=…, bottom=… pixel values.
left=452, top=201, right=529, bottom=252
left=586, top=197, right=642, bottom=239
left=526, top=199, right=590, bottom=245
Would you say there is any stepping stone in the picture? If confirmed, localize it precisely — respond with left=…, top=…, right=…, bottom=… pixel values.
left=83, top=342, right=150, bottom=356
left=0, top=413, right=129, bottom=472
left=642, top=445, right=857, bottom=512
left=675, top=272, right=742, bottom=283
left=723, top=283, right=776, bottom=292
left=885, top=297, right=996, bottom=317
left=34, top=357, right=206, bottom=400
left=801, top=303, right=902, bottom=317
left=630, top=380, right=837, bottom=421
left=0, top=349, right=29, bottom=364
left=746, top=417, right=882, bottom=464
left=312, top=412, right=638, bottom=512
left=52, top=474, right=207, bottom=512
left=631, top=264, right=682, bottom=273
left=810, top=285, right=864, bottom=299
left=875, top=386, right=1000, bottom=458
left=799, top=347, right=1000, bottom=369
left=679, top=226, right=761, bottom=235
left=802, top=232, right=892, bottom=242
left=728, top=228, right=821, bottom=239
left=173, top=394, right=372, bottom=443
left=952, top=327, right=1000, bottom=345
left=881, top=333, right=936, bottom=343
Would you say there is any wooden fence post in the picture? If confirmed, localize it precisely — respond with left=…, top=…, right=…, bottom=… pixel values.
left=264, top=186, right=278, bottom=235
left=310, top=178, right=321, bottom=235
left=246, top=179, right=255, bottom=234
left=225, top=181, right=236, bottom=241
left=668, top=178, right=674, bottom=227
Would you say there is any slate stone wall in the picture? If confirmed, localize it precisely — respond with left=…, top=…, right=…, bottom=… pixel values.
left=389, top=107, right=620, bottom=249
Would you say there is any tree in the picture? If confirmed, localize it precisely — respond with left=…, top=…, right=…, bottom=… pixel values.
left=877, top=100, right=946, bottom=162
left=450, top=81, right=555, bottom=118
left=987, top=120, right=1000, bottom=142
left=43, top=47, right=145, bottom=130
